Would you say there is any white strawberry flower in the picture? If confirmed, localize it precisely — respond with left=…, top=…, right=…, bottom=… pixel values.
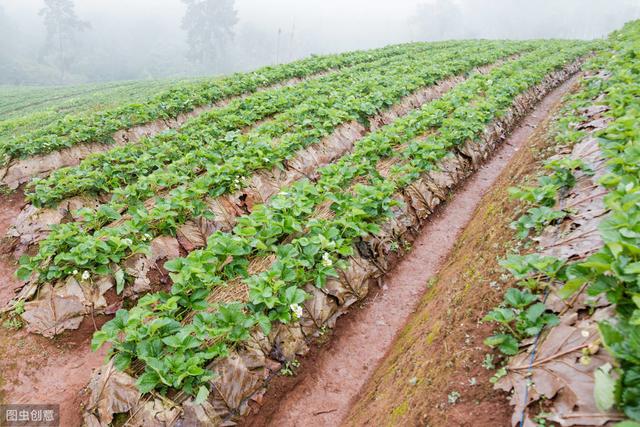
left=82, top=271, right=90, bottom=281
left=321, top=252, right=333, bottom=267
left=290, top=303, right=303, bottom=319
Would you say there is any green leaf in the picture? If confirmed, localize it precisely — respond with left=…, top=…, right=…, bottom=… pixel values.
left=284, top=286, right=306, bottom=304
left=113, top=352, right=132, bottom=371
left=483, top=308, right=516, bottom=324
left=484, top=334, right=519, bottom=355
left=137, top=371, right=160, bottom=393
left=558, top=278, right=586, bottom=299
left=195, top=385, right=209, bottom=405
left=504, top=288, right=537, bottom=308
left=115, top=269, right=125, bottom=295
left=162, top=334, right=183, bottom=348
left=255, top=313, right=272, bottom=336
left=16, top=267, right=32, bottom=281
left=525, top=303, right=547, bottom=323
left=594, top=363, right=616, bottom=412
left=624, top=262, right=640, bottom=275
left=164, top=258, right=183, bottom=272
left=95, top=264, right=110, bottom=275
left=608, top=242, right=623, bottom=258
left=91, top=330, right=110, bottom=351
left=187, top=365, right=205, bottom=376
left=98, top=205, right=122, bottom=221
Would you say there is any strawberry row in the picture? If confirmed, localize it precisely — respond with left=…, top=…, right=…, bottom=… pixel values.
left=134, top=45, right=563, bottom=317
left=17, top=42, right=531, bottom=290
left=90, top=42, right=592, bottom=403
left=26, top=42, right=454, bottom=207
left=488, top=21, right=640, bottom=422
left=0, top=41, right=454, bottom=165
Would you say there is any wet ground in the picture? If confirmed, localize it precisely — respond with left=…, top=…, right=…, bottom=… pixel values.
left=244, top=74, right=582, bottom=427
left=0, top=73, right=580, bottom=427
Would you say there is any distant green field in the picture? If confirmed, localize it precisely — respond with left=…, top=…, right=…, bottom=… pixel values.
left=0, top=77, right=208, bottom=141
left=0, top=42, right=439, bottom=165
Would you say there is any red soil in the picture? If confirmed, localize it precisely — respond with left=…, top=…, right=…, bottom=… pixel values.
left=0, top=189, right=27, bottom=305
left=0, top=189, right=109, bottom=427
left=0, top=316, right=109, bottom=426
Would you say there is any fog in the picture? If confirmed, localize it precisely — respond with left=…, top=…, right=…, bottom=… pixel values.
left=1, top=0, right=639, bottom=85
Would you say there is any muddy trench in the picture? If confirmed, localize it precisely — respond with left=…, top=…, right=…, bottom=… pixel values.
left=242, top=74, right=583, bottom=427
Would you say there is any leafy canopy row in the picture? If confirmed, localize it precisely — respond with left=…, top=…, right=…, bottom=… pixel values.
left=25, top=41, right=461, bottom=207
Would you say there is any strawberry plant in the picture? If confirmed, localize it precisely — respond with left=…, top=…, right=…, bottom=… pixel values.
left=484, top=288, right=559, bottom=354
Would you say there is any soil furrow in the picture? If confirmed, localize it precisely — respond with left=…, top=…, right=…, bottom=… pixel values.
left=242, top=72, right=583, bottom=427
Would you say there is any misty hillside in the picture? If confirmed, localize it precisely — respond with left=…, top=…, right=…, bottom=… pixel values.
left=1, top=2, right=640, bottom=427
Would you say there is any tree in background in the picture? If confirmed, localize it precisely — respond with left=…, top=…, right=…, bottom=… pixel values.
left=181, top=0, right=238, bottom=72
left=39, top=0, right=90, bottom=83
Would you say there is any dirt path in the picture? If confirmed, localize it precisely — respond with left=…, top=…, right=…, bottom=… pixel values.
left=244, top=74, right=582, bottom=427
left=0, top=190, right=110, bottom=426
left=0, top=317, right=109, bottom=426
left=0, top=189, right=27, bottom=305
